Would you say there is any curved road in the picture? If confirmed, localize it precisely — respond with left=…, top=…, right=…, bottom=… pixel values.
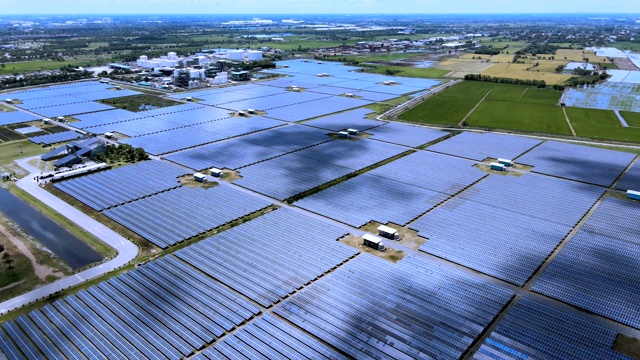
left=0, top=157, right=138, bottom=316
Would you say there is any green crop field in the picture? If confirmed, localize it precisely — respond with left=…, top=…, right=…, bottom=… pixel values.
left=0, top=60, right=89, bottom=73
left=468, top=100, right=571, bottom=135
left=620, top=111, right=640, bottom=127
left=566, top=107, right=640, bottom=143
left=398, top=81, right=494, bottom=125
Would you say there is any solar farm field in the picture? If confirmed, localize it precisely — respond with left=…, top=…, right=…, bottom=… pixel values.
left=4, top=60, right=640, bottom=360
left=398, top=81, right=495, bottom=125
left=566, top=107, right=640, bottom=143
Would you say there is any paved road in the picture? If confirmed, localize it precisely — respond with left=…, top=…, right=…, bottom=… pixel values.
left=0, top=157, right=138, bottom=316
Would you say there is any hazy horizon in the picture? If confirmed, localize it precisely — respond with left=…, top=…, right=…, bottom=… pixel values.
left=3, top=0, right=640, bottom=15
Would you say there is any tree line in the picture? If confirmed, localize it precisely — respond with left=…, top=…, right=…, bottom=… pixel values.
left=464, top=74, right=547, bottom=88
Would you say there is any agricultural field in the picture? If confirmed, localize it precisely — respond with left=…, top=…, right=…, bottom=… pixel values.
left=398, top=81, right=495, bottom=125
left=0, top=60, right=90, bottom=73
left=364, top=65, right=449, bottom=78
left=466, top=85, right=570, bottom=135
left=482, top=63, right=572, bottom=84
left=566, top=107, right=640, bottom=143
left=621, top=111, right=640, bottom=127
left=555, top=49, right=597, bottom=62
left=436, top=58, right=495, bottom=78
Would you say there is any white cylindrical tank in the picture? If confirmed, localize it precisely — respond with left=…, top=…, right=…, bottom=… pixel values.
left=140, top=55, right=148, bottom=61
left=228, top=50, right=245, bottom=61
left=247, top=50, right=263, bottom=61
left=167, top=52, right=177, bottom=59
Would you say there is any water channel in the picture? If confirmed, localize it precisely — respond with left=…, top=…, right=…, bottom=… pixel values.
left=0, top=188, right=103, bottom=269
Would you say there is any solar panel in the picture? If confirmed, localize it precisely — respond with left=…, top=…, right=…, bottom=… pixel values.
left=532, top=197, right=640, bottom=329
left=616, top=160, right=640, bottom=191
left=54, top=160, right=186, bottom=211
left=265, top=96, right=373, bottom=122
left=0, top=111, right=39, bottom=126
left=276, top=254, right=514, bottom=359
left=176, top=208, right=355, bottom=307
left=29, top=130, right=82, bottom=145
left=366, top=122, right=449, bottom=147
left=414, top=173, right=604, bottom=285
left=301, top=108, right=383, bottom=132
left=517, top=140, right=636, bottom=187
left=475, top=297, right=633, bottom=360
left=103, top=186, right=272, bottom=248
left=427, top=131, right=542, bottom=161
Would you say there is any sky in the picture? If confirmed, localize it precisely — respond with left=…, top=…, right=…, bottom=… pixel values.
left=2, top=0, right=639, bottom=15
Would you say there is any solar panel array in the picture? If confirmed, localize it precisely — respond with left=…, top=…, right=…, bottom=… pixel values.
left=265, top=96, right=373, bottom=122
left=366, top=122, right=449, bottom=147
left=616, top=160, right=640, bottom=191
left=54, top=160, right=186, bottom=211
left=517, top=140, right=637, bottom=187
left=275, top=254, right=515, bottom=359
left=235, top=139, right=406, bottom=200
left=427, top=131, right=542, bottom=161
left=73, top=109, right=141, bottom=129
left=176, top=208, right=356, bottom=307
left=296, top=151, right=485, bottom=227
left=414, top=174, right=604, bottom=285
left=474, top=297, right=633, bottom=360
left=0, top=255, right=260, bottom=359
left=31, top=102, right=115, bottom=118
left=163, top=124, right=331, bottom=170
left=0, top=111, right=39, bottom=126
left=103, top=186, right=272, bottom=248
left=532, top=197, right=640, bottom=329
left=302, top=108, right=384, bottom=132
left=219, top=91, right=331, bottom=112
left=29, top=130, right=82, bottom=145
left=121, top=116, right=285, bottom=155
left=7, top=82, right=137, bottom=101
left=197, top=313, right=348, bottom=360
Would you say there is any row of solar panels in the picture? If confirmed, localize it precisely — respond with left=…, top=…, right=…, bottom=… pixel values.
left=532, top=196, right=640, bottom=329
left=54, top=160, right=186, bottom=211
left=0, top=255, right=260, bottom=360
left=29, top=130, right=82, bottom=145
left=176, top=208, right=356, bottom=307
left=415, top=173, right=605, bottom=286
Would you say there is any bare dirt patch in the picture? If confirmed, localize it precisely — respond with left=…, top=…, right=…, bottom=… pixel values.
left=360, top=221, right=426, bottom=250
left=613, top=334, right=640, bottom=359
left=340, top=234, right=405, bottom=263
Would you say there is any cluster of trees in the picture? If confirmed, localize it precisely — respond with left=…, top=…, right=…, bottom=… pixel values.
left=474, top=46, right=502, bottom=55
left=237, top=60, right=276, bottom=71
left=566, top=72, right=610, bottom=87
left=464, top=74, right=547, bottom=88
left=0, top=69, right=93, bottom=90
left=95, top=144, right=148, bottom=164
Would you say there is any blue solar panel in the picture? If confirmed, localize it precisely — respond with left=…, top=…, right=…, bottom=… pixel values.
left=74, top=109, right=142, bottom=129
left=427, top=131, right=542, bottom=161
left=121, top=116, right=285, bottom=155
left=366, top=122, right=449, bottom=147
left=616, top=160, right=640, bottom=191
left=32, top=102, right=115, bottom=117
left=176, top=208, right=356, bottom=307
left=54, top=160, right=187, bottom=211
left=296, top=151, right=485, bottom=227
left=414, top=173, right=604, bottom=285
left=276, top=254, right=514, bottom=359
left=265, top=96, right=373, bottom=122
left=301, top=108, right=383, bottom=132
left=475, top=297, right=633, bottom=360
left=532, top=197, right=640, bottom=329
left=206, top=313, right=348, bottom=359
left=103, top=186, right=272, bottom=248
left=163, top=124, right=330, bottom=171
left=29, top=130, right=82, bottom=145
left=235, top=139, right=406, bottom=200
left=517, top=140, right=636, bottom=187
left=0, top=111, right=39, bottom=126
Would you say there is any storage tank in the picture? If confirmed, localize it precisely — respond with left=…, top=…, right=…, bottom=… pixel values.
left=247, top=50, right=263, bottom=61
left=167, top=52, right=178, bottom=59
left=228, top=50, right=245, bottom=61
left=139, top=55, right=149, bottom=61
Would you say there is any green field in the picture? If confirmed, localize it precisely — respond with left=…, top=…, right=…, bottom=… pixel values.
left=363, top=65, right=449, bottom=79
left=611, top=42, right=640, bottom=51
left=620, top=111, right=640, bottom=127
left=398, top=81, right=497, bottom=125
left=98, top=94, right=181, bottom=112
left=0, top=60, right=89, bottom=73
left=566, top=107, right=640, bottom=143
left=468, top=100, right=570, bottom=135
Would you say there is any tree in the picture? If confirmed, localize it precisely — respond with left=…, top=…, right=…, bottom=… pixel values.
left=0, top=63, right=4, bottom=71
left=2, top=252, right=13, bottom=270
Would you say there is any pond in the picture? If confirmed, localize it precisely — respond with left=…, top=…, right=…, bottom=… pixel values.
left=412, top=61, right=436, bottom=68
left=0, top=188, right=103, bottom=269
